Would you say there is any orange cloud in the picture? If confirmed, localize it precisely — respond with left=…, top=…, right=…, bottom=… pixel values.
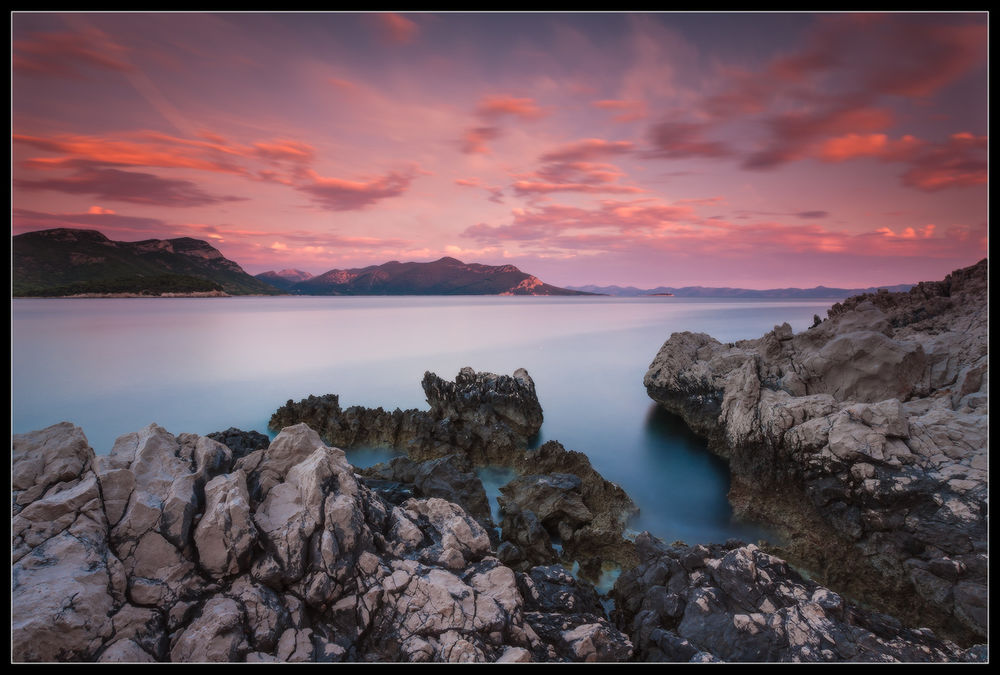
left=296, top=167, right=419, bottom=211
left=817, top=133, right=921, bottom=162
left=539, top=139, right=634, bottom=163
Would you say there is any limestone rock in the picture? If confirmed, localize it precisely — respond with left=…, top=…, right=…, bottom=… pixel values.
left=194, top=470, right=257, bottom=578
left=643, top=260, right=988, bottom=644
left=17, top=420, right=651, bottom=663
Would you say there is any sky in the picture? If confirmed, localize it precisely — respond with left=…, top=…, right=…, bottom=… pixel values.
left=11, top=12, right=988, bottom=289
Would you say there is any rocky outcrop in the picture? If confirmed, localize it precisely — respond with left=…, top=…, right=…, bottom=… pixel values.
left=643, top=259, right=988, bottom=644
left=359, top=454, right=495, bottom=536
left=269, top=367, right=544, bottom=465
left=12, top=422, right=635, bottom=663
left=270, top=369, right=638, bottom=572
left=612, top=533, right=983, bottom=662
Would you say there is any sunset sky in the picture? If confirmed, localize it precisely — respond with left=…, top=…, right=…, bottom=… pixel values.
left=12, top=12, right=988, bottom=288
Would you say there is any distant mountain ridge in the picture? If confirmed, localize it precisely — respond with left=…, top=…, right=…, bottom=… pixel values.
left=566, top=283, right=915, bottom=298
left=255, top=268, right=314, bottom=291
left=13, top=228, right=280, bottom=296
left=257, top=257, right=590, bottom=296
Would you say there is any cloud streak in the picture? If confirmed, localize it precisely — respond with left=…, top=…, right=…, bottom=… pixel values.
left=15, top=167, right=245, bottom=207
left=296, top=167, right=419, bottom=211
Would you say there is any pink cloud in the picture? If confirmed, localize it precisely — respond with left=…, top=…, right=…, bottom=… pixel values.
left=460, top=126, right=502, bottom=155
left=899, top=133, right=987, bottom=192
left=13, top=28, right=133, bottom=78
left=645, top=121, right=731, bottom=160
left=375, top=13, right=420, bottom=45
left=816, top=133, right=921, bottom=162
left=463, top=197, right=985, bottom=266
left=511, top=180, right=643, bottom=196
left=744, top=105, right=895, bottom=169
left=14, top=166, right=245, bottom=207
left=539, top=139, right=634, bottom=163
left=296, top=167, right=419, bottom=211
left=475, top=95, right=548, bottom=121
left=252, top=140, right=316, bottom=163
left=13, top=207, right=166, bottom=237
left=455, top=177, right=504, bottom=203
left=590, top=99, right=648, bottom=122
left=811, top=130, right=986, bottom=192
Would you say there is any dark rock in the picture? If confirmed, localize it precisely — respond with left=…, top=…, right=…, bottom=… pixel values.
left=613, top=533, right=981, bottom=662
left=498, top=506, right=558, bottom=570
left=206, top=428, right=271, bottom=461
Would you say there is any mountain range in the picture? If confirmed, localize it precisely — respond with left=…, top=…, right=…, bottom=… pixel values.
left=13, top=227, right=917, bottom=299
left=12, top=228, right=281, bottom=296
left=254, top=258, right=590, bottom=296
left=565, top=283, right=915, bottom=298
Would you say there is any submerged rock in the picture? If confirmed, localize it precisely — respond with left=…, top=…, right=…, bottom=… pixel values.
left=643, top=259, right=988, bottom=644
left=613, top=533, right=984, bottom=662
left=12, top=421, right=632, bottom=663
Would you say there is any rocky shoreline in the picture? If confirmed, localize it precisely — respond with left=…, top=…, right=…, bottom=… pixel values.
left=644, top=259, right=988, bottom=647
left=11, top=261, right=988, bottom=662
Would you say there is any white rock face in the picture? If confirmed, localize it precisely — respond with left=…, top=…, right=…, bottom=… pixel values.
left=643, top=260, right=988, bottom=641
left=12, top=424, right=125, bottom=662
left=195, top=470, right=257, bottom=578
left=11, top=421, right=633, bottom=663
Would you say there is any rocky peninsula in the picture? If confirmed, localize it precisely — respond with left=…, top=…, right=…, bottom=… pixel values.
left=643, top=259, right=988, bottom=647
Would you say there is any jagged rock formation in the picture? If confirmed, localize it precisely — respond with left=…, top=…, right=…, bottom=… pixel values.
left=12, top=421, right=636, bottom=662
left=643, top=259, right=988, bottom=645
left=206, top=427, right=271, bottom=461
left=612, top=534, right=984, bottom=662
left=270, top=367, right=544, bottom=465
left=269, top=368, right=638, bottom=571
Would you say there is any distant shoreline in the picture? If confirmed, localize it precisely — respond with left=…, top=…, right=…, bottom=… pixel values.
left=13, top=291, right=232, bottom=299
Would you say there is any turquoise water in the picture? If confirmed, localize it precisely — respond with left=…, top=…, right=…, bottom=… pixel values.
left=12, top=295, right=839, bottom=547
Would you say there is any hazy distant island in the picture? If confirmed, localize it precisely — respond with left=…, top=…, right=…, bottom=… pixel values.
left=567, top=283, right=915, bottom=299
left=254, top=257, right=591, bottom=296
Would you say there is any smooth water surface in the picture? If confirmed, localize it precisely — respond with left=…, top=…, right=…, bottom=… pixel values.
left=12, top=295, right=839, bottom=546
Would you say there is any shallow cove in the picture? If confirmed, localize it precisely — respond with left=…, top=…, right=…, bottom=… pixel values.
left=12, top=295, right=840, bottom=548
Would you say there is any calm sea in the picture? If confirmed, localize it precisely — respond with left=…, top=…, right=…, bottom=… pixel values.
left=12, top=296, right=839, bottom=547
